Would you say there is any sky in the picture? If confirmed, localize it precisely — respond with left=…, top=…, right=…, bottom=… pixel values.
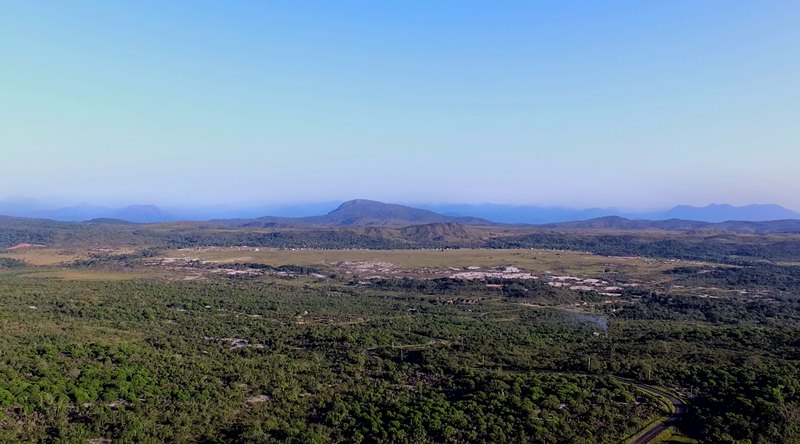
left=1, top=1, right=798, bottom=210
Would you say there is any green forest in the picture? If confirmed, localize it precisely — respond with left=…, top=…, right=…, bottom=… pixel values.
left=0, top=269, right=798, bottom=443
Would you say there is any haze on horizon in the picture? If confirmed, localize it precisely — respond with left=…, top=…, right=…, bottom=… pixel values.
left=2, top=1, right=799, bottom=210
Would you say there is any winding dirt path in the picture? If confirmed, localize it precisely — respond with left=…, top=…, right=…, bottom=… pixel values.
left=621, top=379, right=686, bottom=444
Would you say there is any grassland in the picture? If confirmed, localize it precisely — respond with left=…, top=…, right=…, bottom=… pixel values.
left=0, top=248, right=86, bottom=266
left=13, top=269, right=164, bottom=281
left=165, top=247, right=707, bottom=281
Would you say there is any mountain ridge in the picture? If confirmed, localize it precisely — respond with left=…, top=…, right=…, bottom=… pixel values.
left=660, top=203, right=798, bottom=223
left=421, top=203, right=800, bottom=224
left=3, top=202, right=800, bottom=234
left=1, top=199, right=798, bottom=225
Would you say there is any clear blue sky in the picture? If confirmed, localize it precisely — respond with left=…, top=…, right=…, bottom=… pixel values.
left=1, top=1, right=798, bottom=209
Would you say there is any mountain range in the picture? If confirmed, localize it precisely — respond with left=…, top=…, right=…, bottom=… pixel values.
left=420, top=203, right=800, bottom=224
left=220, top=200, right=800, bottom=233
left=0, top=202, right=173, bottom=224
left=540, top=215, right=800, bottom=234
left=0, top=198, right=798, bottom=226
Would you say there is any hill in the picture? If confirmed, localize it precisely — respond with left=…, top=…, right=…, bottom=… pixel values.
left=543, top=216, right=709, bottom=231
left=400, top=222, right=472, bottom=242
left=237, top=199, right=494, bottom=227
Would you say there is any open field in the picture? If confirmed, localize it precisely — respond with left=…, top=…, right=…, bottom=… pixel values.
left=165, top=247, right=708, bottom=281
left=12, top=268, right=164, bottom=281
left=0, top=247, right=87, bottom=265
left=4, top=246, right=757, bottom=301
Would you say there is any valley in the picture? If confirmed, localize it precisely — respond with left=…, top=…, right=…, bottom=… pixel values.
left=1, top=202, right=799, bottom=443
left=6, top=3, right=798, bottom=441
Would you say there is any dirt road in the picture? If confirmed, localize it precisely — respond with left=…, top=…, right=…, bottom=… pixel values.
left=622, top=379, right=686, bottom=444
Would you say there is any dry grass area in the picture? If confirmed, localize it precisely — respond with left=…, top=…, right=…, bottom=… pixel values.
left=16, top=269, right=163, bottom=281
left=0, top=248, right=87, bottom=266
left=1, top=246, right=715, bottom=287
left=165, top=247, right=708, bottom=282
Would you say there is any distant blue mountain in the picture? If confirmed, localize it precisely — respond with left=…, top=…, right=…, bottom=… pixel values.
left=657, top=204, right=799, bottom=223
left=416, top=204, right=620, bottom=224
left=0, top=198, right=797, bottom=224
left=0, top=200, right=346, bottom=223
left=0, top=200, right=175, bottom=223
left=166, top=202, right=343, bottom=221
left=419, top=203, right=800, bottom=224
left=110, top=205, right=174, bottom=223
left=247, top=202, right=343, bottom=218
left=33, top=203, right=114, bottom=221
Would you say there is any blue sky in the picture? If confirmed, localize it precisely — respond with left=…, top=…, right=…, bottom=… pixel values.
left=1, top=1, right=798, bottom=209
